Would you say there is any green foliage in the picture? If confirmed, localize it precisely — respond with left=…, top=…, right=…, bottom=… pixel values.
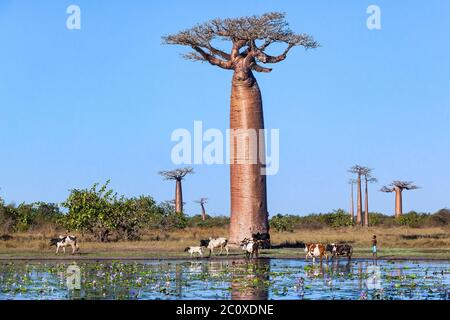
left=1, top=186, right=449, bottom=238
left=149, top=201, right=188, bottom=232
left=325, top=209, right=354, bottom=228
left=187, top=215, right=230, bottom=228
left=270, top=214, right=294, bottom=232
left=62, top=181, right=161, bottom=241
left=62, top=181, right=116, bottom=241
left=0, top=201, right=63, bottom=233
left=395, top=211, right=427, bottom=228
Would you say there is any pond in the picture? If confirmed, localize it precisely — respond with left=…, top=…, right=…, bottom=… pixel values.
left=0, top=259, right=448, bottom=300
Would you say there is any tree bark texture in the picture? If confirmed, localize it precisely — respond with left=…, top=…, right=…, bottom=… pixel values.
left=229, top=72, right=269, bottom=244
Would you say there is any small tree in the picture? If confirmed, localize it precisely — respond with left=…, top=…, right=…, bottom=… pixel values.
left=158, top=167, right=194, bottom=213
left=62, top=181, right=118, bottom=242
left=62, top=181, right=158, bottom=241
left=381, top=181, right=419, bottom=218
left=194, top=198, right=208, bottom=221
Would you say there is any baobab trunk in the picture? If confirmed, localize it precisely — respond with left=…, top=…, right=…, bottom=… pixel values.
left=364, top=179, right=369, bottom=227
left=356, top=175, right=362, bottom=225
left=200, top=203, right=206, bottom=221
left=350, top=183, right=354, bottom=222
left=395, top=187, right=403, bottom=218
left=229, top=73, right=269, bottom=245
left=175, top=179, right=183, bottom=213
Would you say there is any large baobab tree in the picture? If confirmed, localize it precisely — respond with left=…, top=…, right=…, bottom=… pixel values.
left=158, top=167, right=194, bottom=213
left=362, top=168, right=377, bottom=227
left=348, top=165, right=368, bottom=226
left=163, top=12, right=319, bottom=244
left=381, top=181, right=419, bottom=218
left=194, top=198, right=208, bottom=221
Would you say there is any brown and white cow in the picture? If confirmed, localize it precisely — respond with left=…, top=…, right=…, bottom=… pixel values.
left=304, top=243, right=328, bottom=263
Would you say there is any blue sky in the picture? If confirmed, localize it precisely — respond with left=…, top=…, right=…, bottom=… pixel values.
left=0, top=0, right=449, bottom=216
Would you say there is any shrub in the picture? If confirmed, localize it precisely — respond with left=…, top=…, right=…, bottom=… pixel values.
left=270, top=214, right=294, bottom=232
left=395, top=211, right=426, bottom=228
left=187, top=215, right=230, bottom=228
left=427, top=209, right=450, bottom=226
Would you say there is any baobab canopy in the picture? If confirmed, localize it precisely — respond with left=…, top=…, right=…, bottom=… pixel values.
left=162, top=12, right=319, bottom=73
left=381, top=181, right=420, bottom=192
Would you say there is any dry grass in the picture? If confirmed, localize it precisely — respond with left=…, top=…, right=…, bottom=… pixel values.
left=270, top=226, right=450, bottom=248
left=0, top=226, right=449, bottom=258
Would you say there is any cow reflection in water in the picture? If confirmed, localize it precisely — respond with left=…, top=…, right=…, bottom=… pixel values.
left=231, top=259, right=270, bottom=300
left=187, top=261, right=203, bottom=273
left=330, top=260, right=352, bottom=276
left=305, top=260, right=353, bottom=292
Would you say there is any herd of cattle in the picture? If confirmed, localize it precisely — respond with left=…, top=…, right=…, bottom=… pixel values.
left=184, top=234, right=353, bottom=262
left=50, top=233, right=353, bottom=262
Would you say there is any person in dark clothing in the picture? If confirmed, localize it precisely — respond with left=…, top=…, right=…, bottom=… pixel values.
left=372, top=235, right=378, bottom=261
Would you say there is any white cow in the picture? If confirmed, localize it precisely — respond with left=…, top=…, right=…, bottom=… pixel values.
left=184, top=246, right=204, bottom=258
left=50, top=236, right=79, bottom=254
left=201, top=237, right=229, bottom=257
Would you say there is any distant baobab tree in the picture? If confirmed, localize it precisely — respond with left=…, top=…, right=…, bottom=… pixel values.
left=158, top=167, right=194, bottom=213
left=381, top=181, right=419, bottom=218
left=362, top=168, right=377, bottom=227
left=348, top=179, right=357, bottom=222
left=194, top=198, right=208, bottom=221
left=348, top=165, right=368, bottom=226
left=163, top=12, right=318, bottom=244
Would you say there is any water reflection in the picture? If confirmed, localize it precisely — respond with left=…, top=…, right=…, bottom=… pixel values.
left=0, top=259, right=448, bottom=300
left=231, top=259, right=270, bottom=300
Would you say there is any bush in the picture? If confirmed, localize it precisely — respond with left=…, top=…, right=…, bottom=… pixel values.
left=326, top=209, right=354, bottom=228
left=368, top=212, right=392, bottom=226
left=395, top=211, right=426, bottom=228
left=427, top=209, right=450, bottom=226
left=0, top=200, right=63, bottom=233
left=270, top=214, right=294, bottom=232
left=62, top=181, right=163, bottom=241
left=187, top=215, right=230, bottom=228
left=148, top=201, right=188, bottom=232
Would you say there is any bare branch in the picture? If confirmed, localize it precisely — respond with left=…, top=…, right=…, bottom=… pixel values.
left=162, top=12, right=319, bottom=70
left=207, top=45, right=231, bottom=60
left=391, top=181, right=420, bottom=191
left=192, top=46, right=233, bottom=70
left=194, top=198, right=208, bottom=205
left=251, top=63, right=273, bottom=73
left=380, top=181, right=420, bottom=192
left=348, top=165, right=369, bottom=176
left=158, top=167, right=194, bottom=181
left=380, top=186, right=394, bottom=193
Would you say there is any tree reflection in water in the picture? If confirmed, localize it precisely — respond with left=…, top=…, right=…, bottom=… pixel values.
left=231, top=259, right=270, bottom=300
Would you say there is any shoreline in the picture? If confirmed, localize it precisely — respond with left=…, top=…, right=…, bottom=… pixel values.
left=1, top=254, right=449, bottom=261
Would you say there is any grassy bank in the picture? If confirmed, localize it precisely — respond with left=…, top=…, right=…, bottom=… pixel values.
left=0, top=226, right=449, bottom=259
